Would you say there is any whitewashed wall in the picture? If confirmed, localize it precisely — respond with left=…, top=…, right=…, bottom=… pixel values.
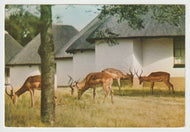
left=133, top=39, right=143, bottom=70
left=10, top=65, right=40, bottom=89
left=142, top=38, right=185, bottom=77
left=73, top=51, right=96, bottom=80
left=95, top=39, right=133, bottom=73
left=95, top=38, right=184, bottom=77
left=56, top=58, right=73, bottom=86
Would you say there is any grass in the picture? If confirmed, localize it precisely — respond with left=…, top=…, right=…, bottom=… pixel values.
left=5, top=78, right=185, bottom=127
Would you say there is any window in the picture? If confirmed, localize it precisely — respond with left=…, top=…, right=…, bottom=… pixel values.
left=5, top=68, right=10, bottom=77
left=5, top=68, right=10, bottom=84
left=173, top=37, right=185, bottom=68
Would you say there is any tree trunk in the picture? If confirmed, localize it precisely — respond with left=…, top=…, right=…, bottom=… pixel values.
left=38, top=5, right=55, bottom=125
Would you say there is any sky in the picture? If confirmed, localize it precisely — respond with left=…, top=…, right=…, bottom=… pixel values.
left=52, top=5, right=101, bottom=31
left=5, top=5, right=101, bottom=31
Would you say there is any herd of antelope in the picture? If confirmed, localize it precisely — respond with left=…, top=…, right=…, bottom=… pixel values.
left=5, top=68, right=175, bottom=107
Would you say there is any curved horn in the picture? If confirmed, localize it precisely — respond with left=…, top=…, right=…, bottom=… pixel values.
left=68, top=75, right=74, bottom=84
left=140, top=69, right=143, bottom=77
left=129, top=67, right=133, bottom=75
left=5, top=84, right=13, bottom=98
left=135, top=69, right=143, bottom=78
left=134, top=69, right=140, bottom=78
left=67, top=75, right=74, bottom=95
left=69, top=80, right=74, bottom=95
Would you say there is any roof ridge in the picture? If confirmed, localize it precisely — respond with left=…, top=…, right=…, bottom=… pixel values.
left=56, top=14, right=111, bottom=54
left=8, top=34, right=40, bottom=64
left=55, top=15, right=101, bottom=55
left=5, top=32, right=23, bottom=64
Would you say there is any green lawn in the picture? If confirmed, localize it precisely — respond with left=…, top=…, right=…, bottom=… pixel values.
left=5, top=84, right=185, bottom=127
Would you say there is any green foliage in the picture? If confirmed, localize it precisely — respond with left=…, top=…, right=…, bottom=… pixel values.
left=99, top=5, right=185, bottom=29
left=151, top=5, right=185, bottom=27
left=95, top=28, right=119, bottom=46
left=99, top=5, right=149, bottom=30
left=97, top=5, right=185, bottom=45
left=5, top=6, right=41, bottom=46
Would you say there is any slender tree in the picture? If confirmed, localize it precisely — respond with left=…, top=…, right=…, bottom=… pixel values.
left=38, top=5, right=55, bottom=125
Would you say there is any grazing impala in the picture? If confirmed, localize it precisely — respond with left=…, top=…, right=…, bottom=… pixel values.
left=5, top=75, right=57, bottom=107
left=135, top=70, right=175, bottom=94
left=102, top=68, right=134, bottom=92
left=69, top=72, right=114, bottom=103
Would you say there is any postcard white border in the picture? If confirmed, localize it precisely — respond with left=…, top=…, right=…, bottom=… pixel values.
left=1, top=0, right=190, bottom=132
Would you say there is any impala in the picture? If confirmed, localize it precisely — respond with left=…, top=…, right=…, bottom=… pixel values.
left=5, top=75, right=57, bottom=107
left=69, top=72, right=114, bottom=103
left=135, top=70, right=175, bottom=94
left=102, top=68, right=134, bottom=92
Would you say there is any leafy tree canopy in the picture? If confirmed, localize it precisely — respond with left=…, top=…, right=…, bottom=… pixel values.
left=5, top=5, right=41, bottom=46
left=96, top=5, right=185, bottom=45
left=98, top=5, right=185, bottom=30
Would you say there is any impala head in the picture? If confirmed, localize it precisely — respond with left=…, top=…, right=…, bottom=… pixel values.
left=5, top=84, right=17, bottom=104
left=70, top=81, right=83, bottom=99
left=68, top=75, right=82, bottom=98
left=126, top=68, right=134, bottom=84
left=68, top=75, right=76, bottom=95
left=135, top=69, right=143, bottom=85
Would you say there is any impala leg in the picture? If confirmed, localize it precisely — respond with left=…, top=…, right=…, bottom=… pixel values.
left=168, top=81, right=175, bottom=94
left=103, top=89, right=109, bottom=103
left=164, top=81, right=171, bottom=94
left=170, top=82, right=175, bottom=94
left=165, top=81, right=174, bottom=94
left=32, top=89, right=34, bottom=95
left=109, top=87, right=114, bottom=104
left=103, top=84, right=107, bottom=103
left=103, top=84, right=109, bottom=103
left=151, top=82, right=154, bottom=94
left=29, top=89, right=34, bottom=107
left=117, top=78, right=121, bottom=94
left=93, top=88, right=96, bottom=103
left=71, top=88, right=74, bottom=95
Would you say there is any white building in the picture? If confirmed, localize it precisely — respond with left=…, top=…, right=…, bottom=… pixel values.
left=65, top=12, right=185, bottom=84
left=6, top=10, right=185, bottom=89
left=5, top=31, right=23, bottom=84
left=87, top=14, right=185, bottom=77
left=6, top=25, right=78, bottom=89
left=57, top=16, right=103, bottom=81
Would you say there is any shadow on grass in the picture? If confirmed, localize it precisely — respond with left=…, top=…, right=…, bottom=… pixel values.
left=114, top=88, right=185, bottom=98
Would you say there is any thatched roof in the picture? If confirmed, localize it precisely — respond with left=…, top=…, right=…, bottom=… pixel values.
left=87, top=11, right=185, bottom=41
left=5, top=31, right=23, bottom=65
left=8, top=25, right=78, bottom=65
left=63, top=15, right=105, bottom=54
left=65, top=11, right=184, bottom=53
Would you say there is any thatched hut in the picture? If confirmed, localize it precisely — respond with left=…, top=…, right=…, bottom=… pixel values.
left=7, top=25, right=78, bottom=88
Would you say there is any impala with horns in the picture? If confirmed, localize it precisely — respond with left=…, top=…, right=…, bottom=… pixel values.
left=5, top=75, right=57, bottom=107
left=102, top=68, right=134, bottom=92
left=69, top=72, right=114, bottom=103
left=135, top=70, right=175, bottom=94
